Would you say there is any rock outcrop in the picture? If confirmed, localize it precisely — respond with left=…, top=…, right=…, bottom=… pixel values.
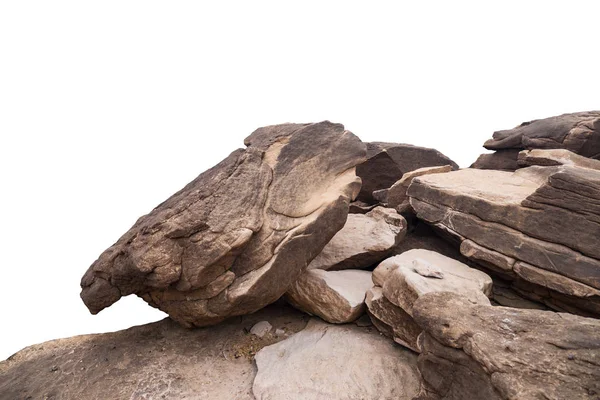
left=472, top=111, right=600, bottom=170
left=366, top=249, right=492, bottom=351
left=408, top=165, right=600, bottom=316
left=355, top=142, right=458, bottom=204
left=0, top=303, right=309, bottom=400
left=80, top=122, right=366, bottom=327
left=285, top=269, right=373, bottom=323
left=386, top=165, right=453, bottom=213
left=253, top=318, right=421, bottom=400
left=413, top=292, right=600, bottom=400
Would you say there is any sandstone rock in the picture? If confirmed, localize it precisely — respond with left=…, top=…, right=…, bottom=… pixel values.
left=387, top=165, right=452, bottom=213
left=80, top=122, right=366, bottom=327
left=518, top=148, right=600, bottom=170
left=285, top=269, right=373, bottom=324
left=470, top=149, right=520, bottom=171
left=252, top=319, right=421, bottom=400
left=408, top=165, right=600, bottom=316
left=356, top=142, right=458, bottom=203
left=250, top=321, right=272, bottom=338
left=306, top=206, right=406, bottom=271
left=412, top=292, right=600, bottom=400
left=0, top=303, right=308, bottom=400
left=484, top=111, right=600, bottom=158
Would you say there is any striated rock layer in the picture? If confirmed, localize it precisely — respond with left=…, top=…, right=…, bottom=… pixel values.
left=80, top=122, right=366, bottom=327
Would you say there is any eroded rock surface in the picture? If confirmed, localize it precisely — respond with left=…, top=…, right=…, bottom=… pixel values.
left=408, top=165, right=600, bottom=316
left=253, top=319, right=421, bottom=400
left=413, top=292, right=600, bottom=400
left=80, top=122, right=366, bottom=327
left=356, top=142, right=457, bottom=203
left=0, top=303, right=309, bottom=400
left=286, top=269, right=373, bottom=323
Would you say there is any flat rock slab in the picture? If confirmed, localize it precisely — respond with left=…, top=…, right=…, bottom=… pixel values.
left=518, top=148, right=600, bottom=170
left=80, top=122, right=366, bottom=327
left=413, top=292, right=600, bottom=400
left=387, top=165, right=452, bottom=213
left=286, top=269, right=373, bottom=323
left=0, top=303, right=309, bottom=400
left=253, top=319, right=421, bottom=400
left=356, top=142, right=457, bottom=203
left=307, top=206, right=406, bottom=271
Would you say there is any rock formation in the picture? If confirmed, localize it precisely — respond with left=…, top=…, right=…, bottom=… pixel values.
left=413, top=292, right=600, bottom=400
left=408, top=164, right=600, bottom=316
left=472, top=111, right=600, bottom=170
left=80, top=122, right=366, bottom=327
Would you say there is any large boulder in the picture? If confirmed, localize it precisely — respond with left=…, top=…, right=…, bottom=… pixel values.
left=0, top=303, right=309, bottom=400
left=253, top=318, right=421, bottom=400
left=285, top=269, right=373, bottom=323
left=472, top=111, right=600, bottom=171
left=413, top=292, right=600, bottom=400
left=80, top=122, right=366, bottom=327
left=355, top=142, right=458, bottom=203
left=408, top=165, right=600, bottom=316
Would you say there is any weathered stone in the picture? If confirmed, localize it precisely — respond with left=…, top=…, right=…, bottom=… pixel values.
left=513, top=261, right=600, bottom=298
left=0, top=303, right=309, bottom=400
left=471, top=149, right=520, bottom=171
left=356, top=142, right=458, bottom=203
left=518, top=148, right=600, bottom=170
left=306, top=207, right=406, bottom=271
left=80, top=122, right=366, bottom=327
left=460, top=239, right=515, bottom=275
left=250, top=321, right=272, bottom=338
left=253, top=319, right=420, bottom=400
left=413, top=292, right=600, bottom=400
left=484, top=111, right=600, bottom=158
left=285, top=269, right=373, bottom=324
left=387, top=165, right=452, bottom=213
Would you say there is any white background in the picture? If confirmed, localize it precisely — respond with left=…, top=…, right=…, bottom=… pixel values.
left=1, top=1, right=598, bottom=360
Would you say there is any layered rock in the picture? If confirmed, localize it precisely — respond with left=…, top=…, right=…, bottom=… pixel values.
left=0, top=303, right=309, bottom=400
left=413, top=292, right=600, bottom=400
left=366, top=249, right=492, bottom=351
left=472, top=111, right=600, bottom=170
left=253, top=318, right=420, bottom=400
left=408, top=165, right=600, bottom=316
left=80, top=122, right=366, bottom=327
left=355, top=142, right=458, bottom=203
left=386, top=165, right=453, bottom=213
left=518, top=148, right=600, bottom=170
left=285, top=269, right=373, bottom=323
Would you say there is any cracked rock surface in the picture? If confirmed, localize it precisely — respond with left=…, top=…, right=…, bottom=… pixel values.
left=412, top=292, right=600, bottom=400
left=80, top=122, right=366, bottom=327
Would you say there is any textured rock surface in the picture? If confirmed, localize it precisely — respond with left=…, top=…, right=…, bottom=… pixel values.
left=286, top=269, right=373, bottom=323
left=409, top=165, right=600, bottom=316
left=471, top=149, right=520, bottom=171
left=80, top=122, right=366, bottom=327
left=387, top=165, right=452, bottom=213
left=0, top=303, right=309, bottom=400
left=518, top=148, right=600, bottom=170
left=367, top=249, right=492, bottom=352
left=306, top=206, right=406, bottom=271
left=484, top=111, right=600, bottom=158
left=356, top=142, right=458, bottom=203
left=413, top=292, right=600, bottom=400
left=253, top=319, right=421, bottom=400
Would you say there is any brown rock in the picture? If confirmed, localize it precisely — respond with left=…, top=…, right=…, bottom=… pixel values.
left=470, top=149, right=520, bottom=171
left=80, top=122, right=366, bottom=327
left=412, top=292, right=600, bottom=400
left=518, top=148, right=600, bottom=169
left=386, top=165, right=452, bottom=213
left=356, top=142, right=458, bottom=203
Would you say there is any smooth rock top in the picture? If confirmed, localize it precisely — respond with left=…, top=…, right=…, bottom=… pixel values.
left=253, top=319, right=421, bottom=400
left=518, top=148, right=600, bottom=170
left=80, top=122, right=366, bottom=327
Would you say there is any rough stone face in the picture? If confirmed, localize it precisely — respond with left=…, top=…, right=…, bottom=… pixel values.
left=355, top=142, right=458, bottom=203
left=367, top=249, right=492, bottom=353
left=412, top=292, right=600, bottom=400
left=285, top=269, right=373, bottom=323
left=484, top=111, right=600, bottom=158
left=80, top=122, right=366, bottom=327
left=386, top=165, right=452, bottom=213
left=253, top=319, right=421, bottom=400
left=408, top=165, right=600, bottom=316
left=518, top=148, right=600, bottom=170
left=0, top=303, right=309, bottom=400
left=306, top=206, right=406, bottom=271
left=470, top=149, right=520, bottom=171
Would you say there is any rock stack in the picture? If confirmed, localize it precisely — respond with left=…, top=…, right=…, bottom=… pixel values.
left=2, top=112, right=600, bottom=400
